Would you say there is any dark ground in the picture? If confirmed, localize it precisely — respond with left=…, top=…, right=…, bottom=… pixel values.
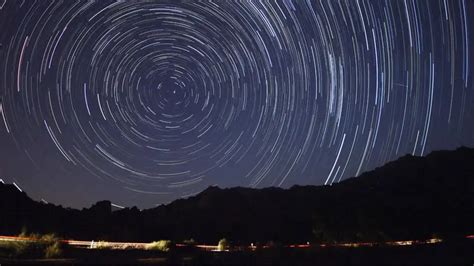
left=1, top=239, right=473, bottom=265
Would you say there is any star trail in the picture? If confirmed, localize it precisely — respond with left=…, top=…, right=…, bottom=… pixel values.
left=0, top=0, right=473, bottom=208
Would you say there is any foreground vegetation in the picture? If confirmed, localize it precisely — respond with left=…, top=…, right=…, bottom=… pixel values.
left=0, top=232, right=64, bottom=259
left=0, top=238, right=473, bottom=265
left=145, top=240, right=173, bottom=252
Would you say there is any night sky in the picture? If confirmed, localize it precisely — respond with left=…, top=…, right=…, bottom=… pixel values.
left=0, top=0, right=473, bottom=209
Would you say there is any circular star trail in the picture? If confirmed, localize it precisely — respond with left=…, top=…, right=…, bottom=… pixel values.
left=0, top=1, right=473, bottom=208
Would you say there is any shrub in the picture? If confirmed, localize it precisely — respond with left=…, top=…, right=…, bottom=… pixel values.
left=183, top=238, right=196, bottom=245
left=19, top=227, right=29, bottom=238
left=39, top=234, right=58, bottom=245
left=146, top=240, right=173, bottom=252
left=44, top=241, right=62, bottom=258
left=8, top=241, right=36, bottom=258
left=95, top=241, right=111, bottom=249
left=217, top=238, right=229, bottom=251
left=40, top=234, right=64, bottom=258
left=0, top=233, right=65, bottom=259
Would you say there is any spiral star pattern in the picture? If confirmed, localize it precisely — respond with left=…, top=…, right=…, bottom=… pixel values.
left=0, top=0, right=473, bottom=208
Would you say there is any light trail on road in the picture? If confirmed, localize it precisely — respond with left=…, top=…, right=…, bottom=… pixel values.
left=0, top=235, right=457, bottom=252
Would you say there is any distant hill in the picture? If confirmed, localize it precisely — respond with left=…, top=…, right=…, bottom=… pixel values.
left=1, top=147, right=473, bottom=244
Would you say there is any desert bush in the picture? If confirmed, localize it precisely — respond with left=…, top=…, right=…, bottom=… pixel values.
left=0, top=236, right=64, bottom=259
left=95, top=241, right=111, bottom=249
left=183, top=238, right=196, bottom=245
left=1, top=240, right=37, bottom=258
left=40, top=234, right=64, bottom=258
left=218, top=238, right=229, bottom=251
left=146, top=240, right=173, bottom=252
left=0, top=233, right=66, bottom=259
left=38, top=233, right=58, bottom=244
left=44, top=241, right=63, bottom=258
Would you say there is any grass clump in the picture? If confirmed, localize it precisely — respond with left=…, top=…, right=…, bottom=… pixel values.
left=183, top=238, right=196, bottom=245
left=218, top=238, right=229, bottom=251
left=0, top=240, right=36, bottom=258
left=0, top=233, right=65, bottom=259
left=40, top=234, right=64, bottom=258
left=146, top=240, right=173, bottom=252
left=44, top=241, right=63, bottom=258
left=95, top=241, right=111, bottom=250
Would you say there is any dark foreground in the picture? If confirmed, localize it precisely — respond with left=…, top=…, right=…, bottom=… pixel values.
left=3, top=147, right=474, bottom=245
left=1, top=239, right=473, bottom=265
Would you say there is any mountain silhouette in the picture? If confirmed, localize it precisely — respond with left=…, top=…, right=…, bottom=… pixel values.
left=1, top=147, right=473, bottom=243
